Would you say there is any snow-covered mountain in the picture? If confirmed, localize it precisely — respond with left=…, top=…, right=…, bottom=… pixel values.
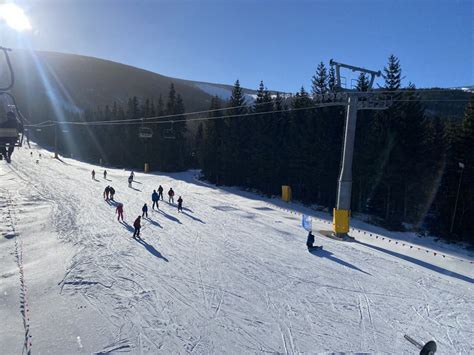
left=192, top=82, right=257, bottom=102
left=450, top=85, right=474, bottom=93
left=1, top=145, right=473, bottom=353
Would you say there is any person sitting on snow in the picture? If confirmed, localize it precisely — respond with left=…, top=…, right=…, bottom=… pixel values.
left=306, top=231, right=315, bottom=250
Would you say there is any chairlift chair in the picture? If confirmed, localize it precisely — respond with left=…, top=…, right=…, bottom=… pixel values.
left=0, top=93, right=24, bottom=149
left=163, top=121, right=176, bottom=139
left=138, top=126, right=153, bottom=139
left=0, top=46, right=25, bottom=158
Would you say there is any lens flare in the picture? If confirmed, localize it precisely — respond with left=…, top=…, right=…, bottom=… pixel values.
left=0, top=3, right=32, bottom=32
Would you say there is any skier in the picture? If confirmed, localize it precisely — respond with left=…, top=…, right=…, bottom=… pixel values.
left=109, top=186, right=116, bottom=200
left=177, top=196, right=183, bottom=212
left=133, top=216, right=141, bottom=239
left=116, top=203, right=124, bottom=222
left=142, top=203, right=148, bottom=218
left=91, top=170, right=96, bottom=180
left=130, top=171, right=135, bottom=179
left=103, top=185, right=111, bottom=200
left=306, top=231, right=315, bottom=250
left=168, top=188, right=175, bottom=204
left=151, top=190, right=159, bottom=210
left=128, top=174, right=133, bottom=188
left=30, top=151, right=33, bottom=157
left=104, top=170, right=107, bottom=179
left=158, top=185, right=164, bottom=200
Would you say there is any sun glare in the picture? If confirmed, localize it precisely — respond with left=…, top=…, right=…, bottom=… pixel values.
left=0, top=3, right=32, bottom=31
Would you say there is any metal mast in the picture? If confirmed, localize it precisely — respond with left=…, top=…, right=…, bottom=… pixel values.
left=328, top=59, right=389, bottom=239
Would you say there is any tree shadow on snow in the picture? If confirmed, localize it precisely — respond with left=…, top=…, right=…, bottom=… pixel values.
left=54, top=156, right=69, bottom=165
left=134, top=238, right=169, bottom=262
left=145, top=217, right=163, bottom=229
left=181, top=211, right=205, bottom=224
left=309, top=248, right=371, bottom=276
left=157, top=209, right=182, bottom=224
left=354, top=240, right=473, bottom=284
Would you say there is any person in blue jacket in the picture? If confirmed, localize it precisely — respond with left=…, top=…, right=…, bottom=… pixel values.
left=151, top=190, right=159, bottom=210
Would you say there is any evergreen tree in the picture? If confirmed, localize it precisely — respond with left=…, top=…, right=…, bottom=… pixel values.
left=157, top=95, right=164, bottom=116
left=166, top=84, right=177, bottom=115
left=383, top=55, right=402, bottom=90
left=249, top=81, right=275, bottom=191
left=367, top=55, right=404, bottom=226
left=355, top=72, right=370, bottom=92
left=202, top=96, right=224, bottom=184
left=158, top=84, right=188, bottom=171
left=194, top=122, right=204, bottom=168
left=222, top=79, right=248, bottom=185
left=311, top=62, right=328, bottom=97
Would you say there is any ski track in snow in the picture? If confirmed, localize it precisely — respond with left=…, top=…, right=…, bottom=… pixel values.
left=1, top=145, right=473, bottom=353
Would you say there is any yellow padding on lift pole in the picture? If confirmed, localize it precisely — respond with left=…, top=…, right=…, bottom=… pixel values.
left=333, top=208, right=350, bottom=233
left=144, top=163, right=150, bottom=173
left=282, top=185, right=292, bottom=202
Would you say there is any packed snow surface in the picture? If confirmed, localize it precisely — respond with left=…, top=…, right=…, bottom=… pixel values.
left=1, top=145, right=473, bottom=354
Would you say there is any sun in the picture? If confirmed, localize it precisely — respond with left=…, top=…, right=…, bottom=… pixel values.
left=0, top=3, right=32, bottom=31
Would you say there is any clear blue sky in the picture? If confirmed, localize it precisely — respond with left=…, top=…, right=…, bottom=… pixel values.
left=2, top=0, right=473, bottom=92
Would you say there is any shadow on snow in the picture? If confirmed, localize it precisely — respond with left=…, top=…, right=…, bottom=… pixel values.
left=309, top=248, right=372, bottom=276
left=144, top=217, right=162, bottom=229
left=354, top=240, right=473, bottom=284
left=134, top=237, right=169, bottom=262
left=120, top=221, right=134, bottom=232
left=181, top=211, right=205, bottom=224
left=157, top=209, right=182, bottom=224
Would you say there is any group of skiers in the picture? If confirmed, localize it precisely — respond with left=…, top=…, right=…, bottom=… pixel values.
left=92, top=169, right=108, bottom=180
left=97, top=170, right=185, bottom=239
left=150, top=186, right=182, bottom=211
left=130, top=187, right=184, bottom=238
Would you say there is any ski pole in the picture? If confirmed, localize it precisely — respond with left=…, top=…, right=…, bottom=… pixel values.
left=404, top=335, right=437, bottom=355
left=404, top=335, right=423, bottom=349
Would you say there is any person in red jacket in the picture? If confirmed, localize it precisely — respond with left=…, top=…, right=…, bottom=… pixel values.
left=116, top=203, right=124, bottom=222
left=133, top=216, right=141, bottom=238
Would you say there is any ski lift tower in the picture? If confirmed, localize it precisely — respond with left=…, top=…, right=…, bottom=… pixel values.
left=328, top=59, right=390, bottom=239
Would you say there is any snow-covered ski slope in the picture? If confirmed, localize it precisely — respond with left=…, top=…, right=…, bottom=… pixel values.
left=1, top=145, right=473, bottom=354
